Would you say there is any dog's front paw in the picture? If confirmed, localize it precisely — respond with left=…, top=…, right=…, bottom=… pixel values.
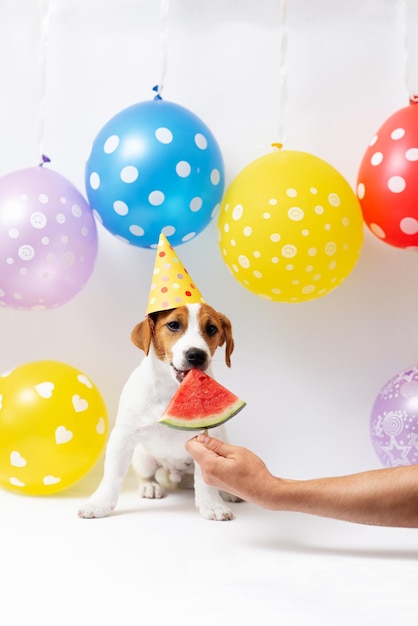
left=220, top=491, right=244, bottom=503
left=78, top=497, right=115, bottom=519
left=198, top=501, right=235, bottom=521
left=138, top=480, right=165, bottom=499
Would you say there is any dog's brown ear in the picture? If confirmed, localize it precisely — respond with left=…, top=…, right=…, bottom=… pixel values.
left=131, top=317, right=153, bottom=355
left=218, top=313, right=234, bottom=368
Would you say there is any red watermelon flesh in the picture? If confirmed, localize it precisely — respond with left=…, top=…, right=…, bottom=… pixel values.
left=159, top=368, right=246, bottom=430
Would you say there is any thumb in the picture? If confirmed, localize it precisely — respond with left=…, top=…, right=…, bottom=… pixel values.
left=195, top=434, right=234, bottom=459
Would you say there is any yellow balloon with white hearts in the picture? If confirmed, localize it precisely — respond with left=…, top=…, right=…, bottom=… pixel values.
left=218, top=149, right=364, bottom=303
left=0, top=360, right=108, bottom=495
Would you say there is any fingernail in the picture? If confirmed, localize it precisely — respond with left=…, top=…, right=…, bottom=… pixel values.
left=197, top=434, right=209, bottom=443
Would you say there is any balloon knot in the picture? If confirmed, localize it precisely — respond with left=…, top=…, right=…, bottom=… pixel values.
left=272, top=142, right=283, bottom=151
left=39, top=154, right=51, bottom=167
left=409, top=95, right=418, bottom=105
left=152, top=85, right=163, bottom=101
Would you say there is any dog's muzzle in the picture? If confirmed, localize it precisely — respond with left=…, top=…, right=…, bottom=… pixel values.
left=171, top=348, right=208, bottom=383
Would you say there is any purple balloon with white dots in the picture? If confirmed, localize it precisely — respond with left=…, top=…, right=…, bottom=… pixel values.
left=85, top=98, right=225, bottom=248
left=0, top=166, right=98, bottom=311
left=370, top=364, right=418, bottom=467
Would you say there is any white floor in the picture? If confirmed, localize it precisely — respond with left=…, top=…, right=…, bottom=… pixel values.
left=2, top=476, right=417, bottom=626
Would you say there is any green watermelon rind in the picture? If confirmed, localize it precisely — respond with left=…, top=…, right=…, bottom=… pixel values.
left=159, top=398, right=246, bottom=431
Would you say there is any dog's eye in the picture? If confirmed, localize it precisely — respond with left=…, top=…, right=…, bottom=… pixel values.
left=206, top=324, right=218, bottom=336
left=166, top=321, right=181, bottom=332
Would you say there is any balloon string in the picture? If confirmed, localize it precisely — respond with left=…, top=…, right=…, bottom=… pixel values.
left=276, top=0, right=288, bottom=148
left=37, top=0, right=51, bottom=163
left=155, top=0, right=170, bottom=99
left=402, top=0, right=418, bottom=103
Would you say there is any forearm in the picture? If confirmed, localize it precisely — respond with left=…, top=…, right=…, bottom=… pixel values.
left=270, top=466, right=418, bottom=527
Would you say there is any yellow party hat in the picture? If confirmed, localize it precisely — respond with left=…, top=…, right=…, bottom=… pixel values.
left=146, top=233, right=205, bottom=315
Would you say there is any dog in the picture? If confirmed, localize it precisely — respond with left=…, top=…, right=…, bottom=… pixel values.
left=78, top=302, right=240, bottom=521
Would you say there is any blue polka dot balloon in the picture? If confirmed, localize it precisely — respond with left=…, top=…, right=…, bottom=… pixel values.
left=85, top=97, right=225, bottom=248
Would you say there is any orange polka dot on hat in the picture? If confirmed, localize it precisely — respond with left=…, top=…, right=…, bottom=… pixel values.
left=146, top=233, right=205, bottom=314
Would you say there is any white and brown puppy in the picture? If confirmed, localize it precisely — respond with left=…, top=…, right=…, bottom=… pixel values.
left=78, top=302, right=239, bottom=521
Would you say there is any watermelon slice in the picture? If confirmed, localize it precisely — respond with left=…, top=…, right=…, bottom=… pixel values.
left=159, top=368, right=246, bottom=430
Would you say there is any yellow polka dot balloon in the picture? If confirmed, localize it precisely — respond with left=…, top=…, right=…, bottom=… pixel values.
left=218, top=150, right=364, bottom=303
left=0, top=360, right=108, bottom=495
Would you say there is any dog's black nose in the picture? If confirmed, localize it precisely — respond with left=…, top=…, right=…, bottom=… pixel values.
left=185, top=348, right=207, bottom=368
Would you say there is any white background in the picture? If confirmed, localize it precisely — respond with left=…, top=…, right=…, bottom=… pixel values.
left=1, top=1, right=418, bottom=624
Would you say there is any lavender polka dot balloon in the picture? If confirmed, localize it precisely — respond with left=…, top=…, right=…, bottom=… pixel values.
left=85, top=98, right=224, bottom=248
left=370, top=364, right=418, bottom=467
left=0, top=166, right=98, bottom=310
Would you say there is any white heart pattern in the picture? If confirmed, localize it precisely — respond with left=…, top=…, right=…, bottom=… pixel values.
left=77, top=374, right=93, bottom=389
left=9, top=477, right=25, bottom=487
left=72, top=394, right=88, bottom=412
left=96, top=417, right=106, bottom=435
left=10, top=451, right=27, bottom=467
left=55, top=425, right=73, bottom=444
left=35, top=381, right=55, bottom=399
left=43, top=475, right=61, bottom=486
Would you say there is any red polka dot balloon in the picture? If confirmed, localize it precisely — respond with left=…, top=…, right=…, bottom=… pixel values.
left=357, top=100, right=418, bottom=248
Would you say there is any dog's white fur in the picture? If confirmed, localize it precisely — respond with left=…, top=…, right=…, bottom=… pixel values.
left=78, top=302, right=239, bottom=521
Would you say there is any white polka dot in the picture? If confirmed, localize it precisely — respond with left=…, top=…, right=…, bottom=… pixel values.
left=310, top=187, right=318, bottom=195
left=288, top=207, right=304, bottom=221
left=120, top=166, right=139, bottom=183
left=129, top=225, right=145, bottom=236
left=329, top=260, right=337, bottom=270
left=286, top=188, right=297, bottom=198
left=357, top=183, right=365, bottom=199
left=302, top=285, right=315, bottom=295
left=370, top=152, right=383, bottom=166
left=391, top=128, right=405, bottom=140
left=286, top=264, right=294, bottom=271
left=314, top=205, right=324, bottom=214
left=406, top=148, right=418, bottom=161
left=194, top=133, right=208, bottom=150
left=243, top=226, right=252, bottom=236
left=232, top=205, right=243, bottom=220
left=56, top=214, right=66, bottom=224
left=342, top=217, right=350, bottom=227
left=272, top=257, right=279, bottom=264
left=148, top=191, right=165, bottom=206
left=263, top=213, right=271, bottom=219
left=60, top=196, right=67, bottom=204
left=281, top=244, right=297, bottom=258
left=400, top=217, right=418, bottom=235
left=190, top=197, right=202, bottom=212
left=253, top=250, right=261, bottom=258
left=388, top=176, right=406, bottom=193
left=6, top=257, right=13, bottom=264
left=369, top=134, right=378, bottom=146
left=41, top=237, right=49, bottom=245
left=155, top=127, right=173, bottom=144
left=162, top=226, right=175, bottom=238
left=30, top=212, right=47, bottom=229
left=210, top=169, right=221, bottom=185
left=104, top=135, right=119, bottom=153
left=308, top=248, right=317, bottom=256
left=238, top=255, right=250, bottom=269
left=113, top=201, right=129, bottom=216
left=71, top=205, right=82, bottom=218
left=176, top=161, right=191, bottom=177
left=306, top=265, right=314, bottom=272
left=302, top=229, right=309, bottom=236
left=18, top=245, right=35, bottom=261
left=369, top=223, right=386, bottom=239
left=39, top=194, right=48, bottom=204
left=325, top=242, right=337, bottom=256
left=269, top=198, right=278, bottom=205
left=9, top=228, right=19, bottom=238
left=89, top=172, right=100, bottom=190
left=253, top=270, right=262, bottom=279
left=223, top=223, right=229, bottom=233
left=270, top=233, right=281, bottom=243
left=328, top=193, right=340, bottom=207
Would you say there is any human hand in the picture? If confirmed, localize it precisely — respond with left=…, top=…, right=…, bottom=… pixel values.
left=185, top=434, right=277, bottom=506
